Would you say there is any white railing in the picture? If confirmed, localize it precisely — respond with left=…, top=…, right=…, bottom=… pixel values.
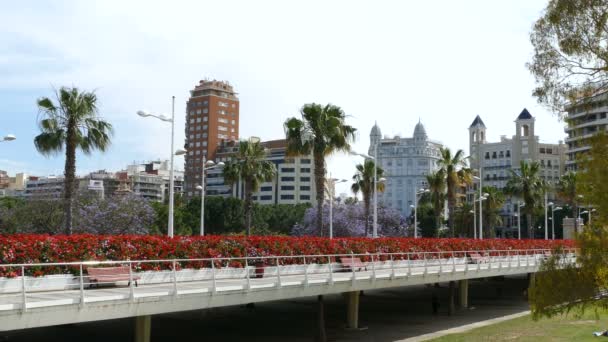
left=0, top=248, right=577, bottom=313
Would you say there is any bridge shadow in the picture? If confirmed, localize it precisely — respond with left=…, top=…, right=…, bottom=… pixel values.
left=2, top=275, right=530, bottom=342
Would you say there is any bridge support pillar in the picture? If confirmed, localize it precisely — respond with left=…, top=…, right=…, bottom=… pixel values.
left=345, top=291, right=360, bottom=329
left=448, top=281, right=455, bottom=316
left=458, top=279, right=468, bottom=309
left=134, top=315, right=151, bottom=342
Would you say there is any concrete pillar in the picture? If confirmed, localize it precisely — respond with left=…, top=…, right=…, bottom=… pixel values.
left=134, top=315, right=151, bottom=342
left=316, top=295, right=327, bottom=342
left=458, top=279, right=468, bottom=309
left=345, top=291, right=360, bottom=329
left=448, top=281, right=455, bottom=316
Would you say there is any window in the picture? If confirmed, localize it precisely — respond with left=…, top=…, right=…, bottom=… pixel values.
left=196, top=109, right=201, bottom=114
left=260, top=195, right=272, bottom=200
left=202, top=133, right=208, bottom=138
left=195, top=142, right=200, bottom=147
left=300, top=185, right=310, bottom=191
left=203, top=108, right=208, bottom=114
left=260, top=186, right=272, bottom=192
left=300, top=168, right=310, bottom=173
left=218, top=126, right=228, bottom=131
left=189, top=119, right=195, bottom=124
left=281, top=167, right=295, bottom=173
left=281, top=176, right=295, bottom=182
left=300, top=195, right=310, bottom=200
left=218, top=134, right=228, bottom=139
left=203, top=116, right=208, bottom=122
left=252, top=196, right=258, bottom=201
left=281, top=185, right=295, bottom=190
left=300, top=177, right=310, bottom=182
left=506, top=150, right=511, bottom=157
left=231, top=120, right=236, bottom=125
left=301, top=159, right=311, bottom=164
left=189, top=134, right=194, bottom=139
left=485, top=152, right=490, bottom=159
left=202, top=141, right=207, bottom=146
left=203, top=125, right=208, bottom=130
left=218, top=118, right=228, bottom=124
left=232, top=104, right=236, bottom=108
left=284, top=158, right=295, bottom=164
left=218, top=101, right=229, bottom=107
left=203, top=101, right=208, bottom=106
left=492, top=151, right=497, bottom=159
left=281, top=194, right=294, bottom=200
left=218, top=110, right=226, bottom=115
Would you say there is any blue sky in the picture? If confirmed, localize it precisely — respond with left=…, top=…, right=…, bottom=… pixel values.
left=0, top=0, right=567, bottom=195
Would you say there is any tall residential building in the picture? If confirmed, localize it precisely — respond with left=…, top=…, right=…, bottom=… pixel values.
left=184, top=79, right=240, bottom=197
left=369, top=121, right=444, bottom=217
left=564, top=92, right=608, bottom=171
left=468, top=109, right=567, bottom=236
left=198, top=138, right=317, bottom=205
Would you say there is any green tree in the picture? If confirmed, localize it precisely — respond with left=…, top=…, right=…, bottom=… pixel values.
left=222, top=140, right=276, bottom=236
left=530, top=133, right=608, bottom=318
left=528, top=0, right=608, bottom=115
left=481, top=186, right=505, bottom=238
left=556, top=172, right=580, bottom=233
left=426, top=170, right=446, bottom=235
left=284, top=103, right=356, bottom=236
left=351, top=159, right=385, bottom=236
left=506, top=161, right=546, bottom=239
left=453, top=202, right=474, bottom=237
left=437, top=147, right=468, bottom=237
left=34, top=87, right=113, bottom=234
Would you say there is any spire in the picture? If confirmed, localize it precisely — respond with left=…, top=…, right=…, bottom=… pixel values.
left=516, top=108, right=533, bottom=120
left=469, top=115, right=486, bottom=128
left=370, top=121, right=382, bottom=137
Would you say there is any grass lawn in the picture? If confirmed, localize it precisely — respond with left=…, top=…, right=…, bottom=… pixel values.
left=430, top=310, right=608, bottom=342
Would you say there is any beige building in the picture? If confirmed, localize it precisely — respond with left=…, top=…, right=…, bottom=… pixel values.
left=468, top=109, right=568, bottom=236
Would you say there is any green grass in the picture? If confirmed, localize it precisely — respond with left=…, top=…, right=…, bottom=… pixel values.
left=430, top=310, right=608, bottom=342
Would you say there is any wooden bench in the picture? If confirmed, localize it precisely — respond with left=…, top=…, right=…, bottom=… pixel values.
left=340, top=257, right=367, bottom=272
left=87, top=266, right=140, bottom=287
left=468, top=252, right=489, bottom=264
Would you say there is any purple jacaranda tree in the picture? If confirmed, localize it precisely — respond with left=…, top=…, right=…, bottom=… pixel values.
left=74, top=195, right=155, bottom=235
left=291, top=203, right=407, bottom=237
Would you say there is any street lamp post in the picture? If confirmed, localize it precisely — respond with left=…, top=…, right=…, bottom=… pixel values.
left=195, top=158, right=225, bottom=236
left=137, top=96, right=179, bottom=237
left=349, top=150, right=385, bottom=238
left=1, top=134, right=16, bottom=143
left=544, top=193, right=549, bottom=240
left=517, top=202, right=524, bottom=240
left=328, top=174, right=347, bottom=239
left=411, top=188, right=429, bottom=238
left=472, top=175, right=484, bottom=239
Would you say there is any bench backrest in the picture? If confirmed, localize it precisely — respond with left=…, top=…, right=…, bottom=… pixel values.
left=341, top=257, right=364, bottom=266
left=87, top=266, right=130, bottom=277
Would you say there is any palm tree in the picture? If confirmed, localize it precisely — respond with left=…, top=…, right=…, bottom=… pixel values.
left=34, top=87, right=113, bottom=234
left=437, top=147, right=468, bottom=236
left=351, top=160, right=385, bottom=236
left=506, top=161, right=546, bottom=239
left=284, top=103, right=356, bottom=236
left=425, top=170, right=446, bottom=235
left=222, top=140, right=276, bottom=236
left=481, top=186, right=505, bottom=238
left=556, top=172, right=579, bottom=233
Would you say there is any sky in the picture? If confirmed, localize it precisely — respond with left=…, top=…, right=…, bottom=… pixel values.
left=0, top=0, right=567, bottom=196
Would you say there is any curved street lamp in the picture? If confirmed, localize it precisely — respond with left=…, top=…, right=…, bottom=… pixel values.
left=195, top=159, right=225, bottom=236
left=1, top=134, right=16, bottom=142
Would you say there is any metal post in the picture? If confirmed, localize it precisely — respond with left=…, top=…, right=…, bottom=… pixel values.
left=473, top=194, right=477, bottom=239
left=552, top=208, right=555, bottom=240
left=329, top=173, right=333, bottom=239
left=245, top=258, right=251, bottom=290
left=79, top=264, right=85, bottom=307
left=276, top=257, right=282, bottom=288
left=371, top=254, right=377, bottom=281
left=373, top=143, right=378, bottom=238
left=389, top=254, right=395, bottom=280
left=452, top=251, right=456, bottom=273
left=479, top=168, right=483, bottom=239
left=414, top=188, right=418, bottom=239
left=328, top=256, right=334, bottom=285
left=304, top=256, right=309, bottom=286
left=423, top=252, right=428, bottom=277
left=439, top=252, right=443, bottom=274
left=200, top=156, right=205, bottom=236
left=21, top=266, right=26, bottom=312
left=172, top=260, right=178, bottom=296
left=211, top=259, right=217, bottom=294
left=129, top=262, right=135, bottom=302
left=407, top=253, right=412, bottom=277
left=168, top=96, right=176, bottom=238
left=351, top=252, right=356, bottom=285
left=517, top=203, right=521, bottom=240
left=545, top=190, right=549, bottom=240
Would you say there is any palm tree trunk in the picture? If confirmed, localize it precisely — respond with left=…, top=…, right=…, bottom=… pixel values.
left=364, top=196, right=370, bottom=236
left=63, top=119, right=77, bottom=235
left=245, top=180, right=253, bottom=236
left=527, top=213, right=533, bottom=239
left=448, top=200, right=455, bottom=237
left=573, top=203, right=578, bottom=234
left=314, top=152, right=325, bottom=236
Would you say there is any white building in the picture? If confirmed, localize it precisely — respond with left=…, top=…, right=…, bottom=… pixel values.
left=468, top=109, right=568, bottom=235
left=564, top=92, right=608, bottom=171
left=369, top=121, right=444, bottom=217
left=202, top=138, right=317, bottom=205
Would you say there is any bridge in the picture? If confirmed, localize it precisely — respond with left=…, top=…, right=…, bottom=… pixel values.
left=0, top=249, right=575, bottom=341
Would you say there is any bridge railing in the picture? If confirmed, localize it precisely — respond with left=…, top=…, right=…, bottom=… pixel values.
left=0, top=248, right=577, bottom=312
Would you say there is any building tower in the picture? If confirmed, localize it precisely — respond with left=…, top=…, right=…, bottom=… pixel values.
left=184, top=79, right=240, bottom=197
left=513, top=108, right=536, bottom=164
left=468, top=115, right=487, bottom=171
left=369, top=121, right=382, bottom=157
left=413, top=119, right=428, bottom=143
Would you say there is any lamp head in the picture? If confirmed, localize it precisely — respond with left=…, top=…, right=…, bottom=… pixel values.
left=378, top=177, right=387, bottom=183
left=554, top=207, right=562, bottom=211
left=548, top=202, right=554, bottom=207
left=216, top=161, right=225, bottom=167
left=175, top=149, right=187, bottom=156
left=137, top=110, right=150, bottom=117
left=410, top=204, right=415, bottom=208
left=196, top=185, right=203, bottom=190
left=205, top=160, right=216, bottom=166
left=2, top=134, right=16, bottom=141
left=483, top=192, right=489, bottom=197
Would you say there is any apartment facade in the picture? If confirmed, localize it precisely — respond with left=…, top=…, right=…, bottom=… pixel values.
left=184, top=79, right=239, bottom=197
left=369, top=121, right=444, bottom=217
left=564, top=92, right=608, bottom=171
left=468, top=109, right=568, bottom=236
left=198, top=138, right=317, bottom=206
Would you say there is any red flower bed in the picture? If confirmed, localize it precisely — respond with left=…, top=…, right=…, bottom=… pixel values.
left=0, top=234, right=575, bottom=277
